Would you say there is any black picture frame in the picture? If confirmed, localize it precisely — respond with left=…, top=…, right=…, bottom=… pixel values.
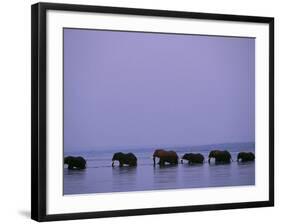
left=31, top=2, right=274, bottom=222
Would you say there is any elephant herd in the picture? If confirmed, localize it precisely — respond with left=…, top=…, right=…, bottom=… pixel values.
left=64, top=149, right=255, bottom=170
left=152, top=149, right=254, bottom=166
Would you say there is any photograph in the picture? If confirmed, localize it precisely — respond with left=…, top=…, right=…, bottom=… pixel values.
left=31, top=2, right=274, bottom=221
left=63, top=28, right=256, bottom=195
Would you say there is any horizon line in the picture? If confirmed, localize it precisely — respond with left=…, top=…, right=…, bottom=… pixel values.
left=64, top=141, right=255, bottom=153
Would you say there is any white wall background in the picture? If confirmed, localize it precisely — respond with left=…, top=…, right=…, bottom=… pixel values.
left=0, top=0, right=279, bottom=223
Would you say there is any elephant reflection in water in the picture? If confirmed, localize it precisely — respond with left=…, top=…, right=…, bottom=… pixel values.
left=153, top=149, right=178, bottom=166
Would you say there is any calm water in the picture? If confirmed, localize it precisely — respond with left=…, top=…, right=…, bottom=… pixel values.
left=64, top=142, right=255, bottom=195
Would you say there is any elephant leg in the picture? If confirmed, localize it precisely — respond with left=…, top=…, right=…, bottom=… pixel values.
left=129, top=162, right=136, bottom=167
left=119, top=162, right=123, bottom=167
left=157, top=158, right=161, bottom=165
left=159, top=159, right=165, bottom=166
left=68, top=164, right=74, bottom=170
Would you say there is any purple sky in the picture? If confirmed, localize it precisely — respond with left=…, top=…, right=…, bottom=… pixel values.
left=64, top=29, right=255, bottom=152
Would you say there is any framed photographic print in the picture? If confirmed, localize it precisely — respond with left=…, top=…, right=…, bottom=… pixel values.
left=31, top=2, right=274, bottom=222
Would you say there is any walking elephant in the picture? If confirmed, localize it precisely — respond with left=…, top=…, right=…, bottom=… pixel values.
left=237, top=152, right=255, bottom=162
left=181, top=153, right=204, bottom=164
left=112, top=152, right=137, bottom=167
left=64, top=156, right=86, bottom=170
left=153, top=149, right=178, bottom=166
left=208, top=150, right=232, bottom=164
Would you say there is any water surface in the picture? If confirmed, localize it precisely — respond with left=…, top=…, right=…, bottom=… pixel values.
left=64, top=142, right=255, bottom=195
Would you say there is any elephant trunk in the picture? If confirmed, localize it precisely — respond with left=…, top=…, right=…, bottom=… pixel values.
left=181, top=159, right=183, bottom=164
left=112, top=161, right=114, bottom=167
left=153, top=157, right=156, bottom=166
left=208, top=158, right=211, bottom=163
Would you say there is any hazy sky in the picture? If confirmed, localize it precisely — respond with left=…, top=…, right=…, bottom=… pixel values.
left=64, top=28, right=255, bottom=152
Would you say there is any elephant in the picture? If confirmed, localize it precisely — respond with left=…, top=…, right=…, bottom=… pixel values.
left=181, top=153, right=204, bottom=164
left=208, top=150, right=232, bottom=164
left=64, top=156, right=86, bottom=170
left=153, top=149, right=178, bottom=166
left=237, top=152, right=255, bottom=162
left=112, top=152, right=137, bottom=167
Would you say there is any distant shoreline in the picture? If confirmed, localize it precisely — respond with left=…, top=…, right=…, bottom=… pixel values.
left=65, top=142, right=255, bottom=154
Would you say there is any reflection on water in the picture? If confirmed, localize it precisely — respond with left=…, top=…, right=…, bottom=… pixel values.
left=112, top=167, right=137, bottom=190
left=153, top=165, right=179, bottom=188
left=64, top=160, right=255, bottom=195
left=64, top=144, right=255, bottom=195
